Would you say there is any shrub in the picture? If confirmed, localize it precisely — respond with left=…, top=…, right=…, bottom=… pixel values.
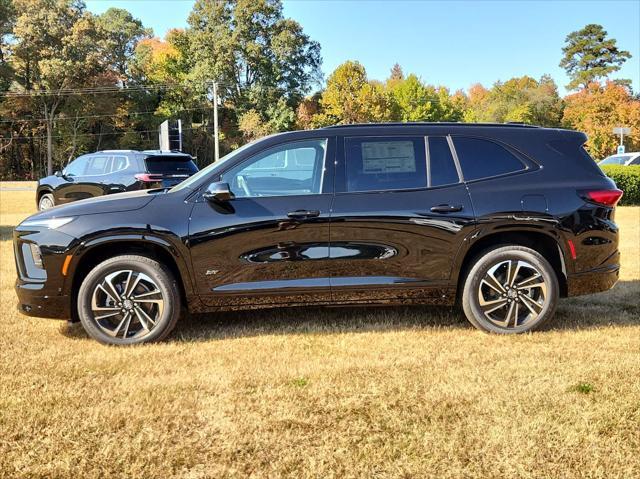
left=600, top=165, right=640, bottom=206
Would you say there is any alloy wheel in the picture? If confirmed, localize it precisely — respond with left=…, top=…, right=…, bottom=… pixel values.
left=90, top=270, right=165, bottom=340
left=477, top=259, right=547, bottom=329
left=39, top=196, right=54, bottom=210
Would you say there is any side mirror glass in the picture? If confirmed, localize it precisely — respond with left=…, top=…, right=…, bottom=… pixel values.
left=203, top=182, right=233, bottom=202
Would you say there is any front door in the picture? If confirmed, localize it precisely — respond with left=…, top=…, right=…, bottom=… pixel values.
left=329, top=135, right=476, bottom=304
left=188, top=137, right=335, bottom=308
left=57, top=154, right=112, bottom=203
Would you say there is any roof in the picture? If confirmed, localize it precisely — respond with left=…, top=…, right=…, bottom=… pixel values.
left=323, top=122, right=541, bottom=130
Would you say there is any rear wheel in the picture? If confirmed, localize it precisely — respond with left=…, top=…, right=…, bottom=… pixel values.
left=77, top=255, right=181, bottom=345
left=462, top=245, right=559, bottom=333
left=38, top=193, right=54, bottom=211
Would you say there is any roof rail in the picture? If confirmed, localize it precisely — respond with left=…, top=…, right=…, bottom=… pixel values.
left=324, top=122, right=541, bottom=129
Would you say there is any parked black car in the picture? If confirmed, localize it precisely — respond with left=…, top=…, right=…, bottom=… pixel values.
left=36, top=150, right=198, bottom=210
left=15, top=123, right=622, bottom=345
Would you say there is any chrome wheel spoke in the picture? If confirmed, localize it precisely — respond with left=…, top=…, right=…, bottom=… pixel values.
left=90, top=269, right=164, bottom=340
left=478, top=259, right=547, bottom=329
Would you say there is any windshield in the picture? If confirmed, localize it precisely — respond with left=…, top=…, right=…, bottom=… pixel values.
left=600, top=155, right=631, bottom=165
left=170, top=141, right=255, bottom=192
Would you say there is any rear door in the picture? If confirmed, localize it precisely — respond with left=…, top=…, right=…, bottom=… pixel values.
left=329, top=134, right=475, bottom=303
left=188, top=137, right=335, bottom=307
left=57, top=154, right=112, bottom=202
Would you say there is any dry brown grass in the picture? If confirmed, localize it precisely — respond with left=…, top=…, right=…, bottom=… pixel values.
left=1, top=184, right=639, bottom=478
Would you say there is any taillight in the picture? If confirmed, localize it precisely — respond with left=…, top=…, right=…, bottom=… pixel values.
left=580, top=189, right=623, bottom=207
left=135, top=173, right=164, bottom=183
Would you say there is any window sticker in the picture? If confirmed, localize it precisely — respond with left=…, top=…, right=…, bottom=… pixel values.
left=361, top=141, right=416, bottom=174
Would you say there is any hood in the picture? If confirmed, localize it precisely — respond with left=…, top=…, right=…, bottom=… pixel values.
left=28, top=189, right=158, bottom=221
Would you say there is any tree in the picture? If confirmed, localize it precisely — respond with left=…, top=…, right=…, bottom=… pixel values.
left=314, top=60, right=393, bottom=125
left=463, top=76, right=563, bottom=126
left=0, top=0, right=14, bottom=92
left=560, top=24, right=631, bottom=91
left=10, top=0, right=104, bottom=174
left=187, top=0, right=321, bottom=114
left=96, top=8, right=151, bottom=85
left=563, top=81, right=640, bottom=159
left=391, top=74, right=439, bottom=122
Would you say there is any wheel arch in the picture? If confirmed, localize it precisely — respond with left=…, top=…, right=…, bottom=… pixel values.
left=67, top=236, right=193, bottom=321
left=455, top=229, right=568, bottom=300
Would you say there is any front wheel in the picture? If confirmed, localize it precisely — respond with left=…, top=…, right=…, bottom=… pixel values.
left=38, top=193, right=55, bottom=211
left=77, top=255, right=181, bottom=345
left=462, top=245, right=559, bottom=334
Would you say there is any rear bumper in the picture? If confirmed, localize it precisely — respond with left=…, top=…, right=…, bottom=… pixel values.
left=15, top=282, right=70, bottom=319
left=566, top=260, right=620, bottom=297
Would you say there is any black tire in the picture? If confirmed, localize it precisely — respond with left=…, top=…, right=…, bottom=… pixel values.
left=77, top=255, right=181, bottom=345
left=462, top=245, right=559, bottom=334
left=38, top=193, right=55, bottom=211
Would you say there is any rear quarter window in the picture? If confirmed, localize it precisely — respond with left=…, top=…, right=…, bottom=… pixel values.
left=453, top=137, right=525, bottom=181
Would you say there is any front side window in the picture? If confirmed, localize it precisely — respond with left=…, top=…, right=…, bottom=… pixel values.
left=453, top=137, right=525, bottom=181
left=428, top=137, right=459, bottom=187
left=221, top=139, right=327, bottom=198
left=345, top=137, right=427, bottom=192
left=63, top=156, right=89, bottom=177
left=84, top=155, right=111, bottom=176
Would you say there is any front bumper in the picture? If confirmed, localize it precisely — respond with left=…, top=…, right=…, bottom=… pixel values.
left=15, top=282, right=70, bottom=319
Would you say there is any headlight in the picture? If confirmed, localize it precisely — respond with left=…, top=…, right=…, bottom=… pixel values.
left=20, top=217, right=75, bottom=229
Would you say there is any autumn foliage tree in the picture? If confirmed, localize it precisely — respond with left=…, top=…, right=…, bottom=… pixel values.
left=563, top=81, right=640, bottom=159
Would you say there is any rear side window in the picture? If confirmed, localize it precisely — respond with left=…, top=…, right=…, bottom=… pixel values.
left=110, top=156, right=129, bottom=173
left=345, top=137, right=427, bottom=192
left=145, top=156, right=198, bottom=175
left=453, top=137, right=525, bottom=181
left=428, top=137, right=459, bottom=186
left=84, top=155, right=111, bottom=175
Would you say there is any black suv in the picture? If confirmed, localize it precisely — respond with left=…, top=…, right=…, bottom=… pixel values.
left=15, top=123, right=622, bottom=345
left=36, top=150, right=198, bottom=210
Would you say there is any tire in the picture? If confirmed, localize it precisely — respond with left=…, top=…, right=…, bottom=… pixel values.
left=77, top=255, right=181, bottom=345
left=38, top=193, right=55, bottom=211
left=461, top=245, right=559, bottom=334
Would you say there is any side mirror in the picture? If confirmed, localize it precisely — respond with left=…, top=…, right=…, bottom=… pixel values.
left=203, top=182, right=233, bottom=202
left=54, top=170, right=64, bottom=178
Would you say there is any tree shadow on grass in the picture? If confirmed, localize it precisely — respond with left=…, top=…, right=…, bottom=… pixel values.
left=58, top=280, right=640, bottom=343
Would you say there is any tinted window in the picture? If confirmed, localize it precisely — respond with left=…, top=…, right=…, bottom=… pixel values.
left=63, top=156, right=88, bottom=177
left=221, top=139, right=327, bottom=198
left=428, top=137, right=459, bottom=186
left=145, top=155, right=198, bottom=175
left=453, top=137, right=525, bottom=181
left=345, top=137, right=426, bottom=192
left=84, top=155, right=111, bottom=176
left=110, top=156, right=129, bottom=173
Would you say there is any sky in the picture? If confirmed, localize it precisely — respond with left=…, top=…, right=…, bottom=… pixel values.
left=85, top=0, right=640, bottom=95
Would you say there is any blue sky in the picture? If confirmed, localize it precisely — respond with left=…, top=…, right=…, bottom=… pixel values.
left=86, top=0, right=640, bottom=95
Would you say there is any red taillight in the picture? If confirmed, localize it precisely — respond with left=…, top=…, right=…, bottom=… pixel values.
left=582, top=189, right=623, bottom=207
left=135, top=173, right=164, bottom=183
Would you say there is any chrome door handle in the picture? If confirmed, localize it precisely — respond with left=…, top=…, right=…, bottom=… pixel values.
left=287, top=209, right=320, bottom=219
left=430, top=204, right=463, bottom=213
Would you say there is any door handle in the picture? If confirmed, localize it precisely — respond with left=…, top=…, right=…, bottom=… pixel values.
left=287, top=209, right=320, bottom=219
left=430, top=204, right=463, bottom=213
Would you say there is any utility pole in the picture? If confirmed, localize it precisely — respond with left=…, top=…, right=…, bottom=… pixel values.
left=212, top=81, right=220, bottom=162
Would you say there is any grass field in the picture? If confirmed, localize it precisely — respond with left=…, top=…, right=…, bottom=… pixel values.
left=1, top=184, right=639, bottom=478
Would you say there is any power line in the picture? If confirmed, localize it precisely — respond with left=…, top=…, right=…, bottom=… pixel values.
left=0, top=80, right=236, bottom=98
left=0, top=106, right=215, bottom=123
left=0, top=124, right=230, bottom=141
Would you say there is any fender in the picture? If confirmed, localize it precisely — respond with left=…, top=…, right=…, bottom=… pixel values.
left=448, top=215, right=571, bottom=286
left=63, top=231, right=196, bottom=299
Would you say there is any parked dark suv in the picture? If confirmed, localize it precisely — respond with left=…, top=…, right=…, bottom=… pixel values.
left=15, top=123, right=622, bottom=345
left=36, top=150, right=198, bottom=210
